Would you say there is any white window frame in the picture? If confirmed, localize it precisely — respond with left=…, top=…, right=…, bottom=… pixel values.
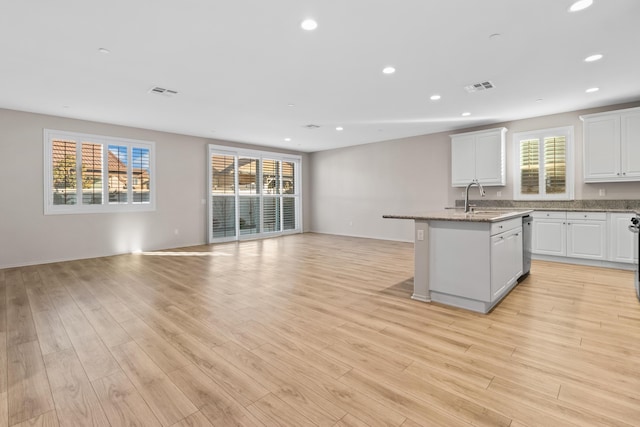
left=44, top=129, right=156, bottom=214
left=513, top=126, right=574, bottom=201
left=208, top=144, right=302, bottom=243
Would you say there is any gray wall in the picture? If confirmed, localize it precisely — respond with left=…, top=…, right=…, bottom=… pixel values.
left=0, top=108, right=309, bottom=268
left=309, top=133, right=451, bottom=242
left=309, top=101, right=640, bottom=242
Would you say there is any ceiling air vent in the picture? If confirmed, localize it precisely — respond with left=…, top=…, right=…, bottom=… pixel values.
left=148, top=86, right=179, bottom=97
left=464, top=81, right=495, bottom=93
left=303, top=124, right=321, bottom=129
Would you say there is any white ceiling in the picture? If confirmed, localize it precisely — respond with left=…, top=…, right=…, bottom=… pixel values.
left=1, top=0, right=639, bottom=152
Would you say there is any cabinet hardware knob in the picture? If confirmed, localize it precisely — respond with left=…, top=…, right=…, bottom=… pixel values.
left=623, top=172, right=626, bottom=175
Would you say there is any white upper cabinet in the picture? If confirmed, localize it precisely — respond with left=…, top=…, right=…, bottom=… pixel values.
left=581, top=107, right=640, bottom=182
left=451, top=127, right=506, bottom=187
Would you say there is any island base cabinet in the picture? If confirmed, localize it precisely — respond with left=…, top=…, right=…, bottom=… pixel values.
left=490, top=227, right=523, bottom=302
left=428, top=219, right=524, bottom=313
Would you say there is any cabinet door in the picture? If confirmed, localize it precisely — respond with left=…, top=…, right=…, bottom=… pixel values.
left=567, top=220, right=606, bottom=260
left=532, top=219, right=566, bottom=256
left=491, top=228, right=523, bottom=302
left=475, top=131, right=505, bottom=186
left=490, top=234, right=511, bottom=300
left=451, top=135, right=476, bottom=186
left=621, top=112, right=640, bottom=178
left=609, top=213, right=638, bottom=263
left=583, top=116, right=621, bottom=181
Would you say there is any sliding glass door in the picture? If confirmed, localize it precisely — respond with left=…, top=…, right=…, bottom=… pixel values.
left=208, top=145, right=301, bottom=243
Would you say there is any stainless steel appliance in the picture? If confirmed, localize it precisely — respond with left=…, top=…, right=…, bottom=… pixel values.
left=521, top=215, right=532, bottom=278
left=630, top=216, right=640, bottom=300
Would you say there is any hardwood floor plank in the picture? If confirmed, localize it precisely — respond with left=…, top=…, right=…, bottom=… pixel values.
left=340, top=369, right=509, bottom=427
left=31, top=310, right=72, bottom=356
left=557, top=382, right=640, bottom=426
left=253, top=344, right=407, bottom=427
left=167, top=364, right=238, bottom=412
left=247, top=393, right=316, bottom=427
left=0, top=391, right=6, bottom=427
left=91, top=370, right=162, bottom=427
left=11, top=410, right=59, bottom=427
left=170, top=411, right=214, bottom=427
left=42, top=349, right=110, bottom=427
left=3, top=235, right=640, bottom=426
left=7, top=341, right=55, bottom=425
left=215, top=340, right=346, bottom=426
left=70, top=334, right=121, bottom=381
left=199, top=401, right=264, bottom=427
left=0, top=280, right=6, bottom=397
left=167, top=333, right=269, bottom=407
left=110, top=341, right=197, bottom=426
left=488, top=376, right=633, bottom=427
left=333, top=413, right=371, bottom=427
left=337, top=369, right=474, bottom=427
left=119, top=317, right=191, bottom=374
left=81, top=306, right=131, bottom=348
left=25, top=286, right=55, bottom=314
left=5, top=274, right=38, bottom=347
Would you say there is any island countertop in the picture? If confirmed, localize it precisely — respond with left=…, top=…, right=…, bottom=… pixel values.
left=383, top=209, right=533, bottom=223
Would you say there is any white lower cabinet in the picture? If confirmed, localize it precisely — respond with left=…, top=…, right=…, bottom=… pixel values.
left=429, top=216, right=525, bottom=313
left=609, top=213, right=638, bottom=263
left=566, top=212, right=607, bottom=260
left=532, top=210, right=635, bottom=265
left=532, top=212, right=566, bottom=256
left=491, top=227, right=523, bottom=302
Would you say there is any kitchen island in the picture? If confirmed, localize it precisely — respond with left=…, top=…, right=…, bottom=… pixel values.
left=384, top=209, right=533, bottom=313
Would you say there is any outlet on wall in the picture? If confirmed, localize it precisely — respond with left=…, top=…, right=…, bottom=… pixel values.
left=599, top=188, right=606, bottom=196
left=417, top=229, right=424, bottom=241
left=497, top=191, right=502, bottom=197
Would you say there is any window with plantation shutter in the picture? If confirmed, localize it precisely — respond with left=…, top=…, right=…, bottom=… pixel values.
left=208, top=145, right=301, bottom=242
left=513, top=127, right=573, bottom=200
left=45, top=129, right=155, bottom=214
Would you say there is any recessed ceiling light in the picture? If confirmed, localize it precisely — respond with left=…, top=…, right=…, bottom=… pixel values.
left=284, top=137, right=292, bottom=142
left=98, top=47, right=110, bottom=54
left=461, top=112, right=471, bottom=117
left=569, top=0, right=593, bottom=12
left=430, top=94, right=441, bottom=101
left=336, top=126, right=344, bottom=131
left=301, top=19, right=318, bottom=31
left=382, top=66, right=396, bottom=75
left=584, top=54, right=603, bottom=62
left=586, top=87, right=599, bottom=93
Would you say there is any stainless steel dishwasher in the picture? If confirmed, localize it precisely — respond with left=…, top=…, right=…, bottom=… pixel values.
left=521, top=215, right=532, bottom=277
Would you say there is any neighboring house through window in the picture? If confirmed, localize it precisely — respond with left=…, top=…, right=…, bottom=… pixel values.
left=513, top=126, right=574, bottom=200
left=44, top=129, right=155, bottom=214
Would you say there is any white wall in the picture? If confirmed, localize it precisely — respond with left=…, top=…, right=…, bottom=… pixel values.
left=309, top=133, right=451, bottom=242
left=446, top=101, right=640, bottom=204
left=0, top=108, right=308, bottom=268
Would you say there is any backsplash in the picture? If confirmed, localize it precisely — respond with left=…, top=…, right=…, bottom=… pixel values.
left=453, top=199, right=640, bottom=211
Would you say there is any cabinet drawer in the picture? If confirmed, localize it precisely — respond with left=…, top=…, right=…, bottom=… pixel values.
left=532, top=211, right=566, bottom=220
left=491, top=217, right=522, bottom=236
left=567, top=211, right=606, bottom=221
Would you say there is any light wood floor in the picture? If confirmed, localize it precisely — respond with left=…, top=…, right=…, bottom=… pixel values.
left=1, top=233, right=639, bottom=427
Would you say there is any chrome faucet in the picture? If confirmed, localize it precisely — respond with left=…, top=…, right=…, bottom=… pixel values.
left=464, top=179, right=485, bottom=213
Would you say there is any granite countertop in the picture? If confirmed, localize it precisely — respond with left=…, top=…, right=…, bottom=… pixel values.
left=383, top=209, right=533, bottom=223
